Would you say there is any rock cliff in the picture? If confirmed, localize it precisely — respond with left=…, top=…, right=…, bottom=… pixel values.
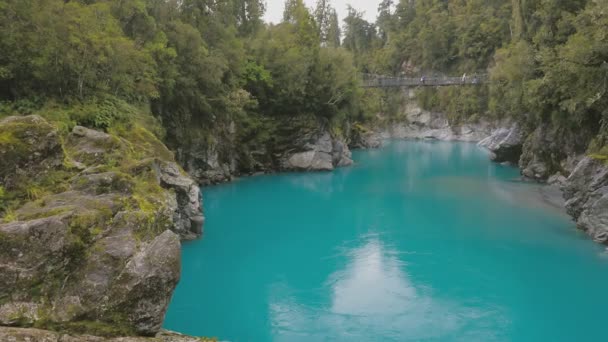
left=372, top=90, right=495, bottom=143
left=562, top=157, right=608, bottom=243
left=477, top=124, right=523, bottom=164
left=0, top=116, right=203, bottom=337
left=175, top=116, right=355, bottom=184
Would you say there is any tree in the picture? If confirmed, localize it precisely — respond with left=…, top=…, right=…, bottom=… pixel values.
left=326, top=8, right=341, bottom=48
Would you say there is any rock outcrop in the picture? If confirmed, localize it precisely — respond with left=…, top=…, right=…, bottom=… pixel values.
left=157, top=161, right=205, bottom=240
left=0, top=327, right=211, bottom=341
left=378, top=90, right=493, bottom=143
left=282, top=131, right=353, bottom=171
left=180, top=136, right=237, bottom=186
left=0, top=116, right=203, bottom=337
left=563, top=157, right=608, bottom=243
left=518, top=125, right=592, bottom=181
left=478, top=124, right=523, bottom=164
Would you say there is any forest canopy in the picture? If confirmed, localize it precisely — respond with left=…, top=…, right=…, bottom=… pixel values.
left=0, top=0, right=607, bottom=156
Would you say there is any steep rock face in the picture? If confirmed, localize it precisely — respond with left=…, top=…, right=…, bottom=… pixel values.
left=478, top=124, right=523, bottom=164
left=176, top=117, right=354, bottom=184
left=179, top=136, right=237, bottom=186
left=282, top=131, right=353, bottom=171
left=0, top=117, right=203, bottom=337
left=380, top=93, right=493, bottom=142
left=519, top=125, right=591, bottom=181
left=157, top=161, right=204, bottom=240
left=563, top=157, right=608, bottom=243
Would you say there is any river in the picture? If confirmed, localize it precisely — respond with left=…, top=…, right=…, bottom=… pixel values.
left=165, top=141, right=608, bottom=341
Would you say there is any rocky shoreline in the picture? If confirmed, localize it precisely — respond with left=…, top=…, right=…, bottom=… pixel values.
left=357, top=98, right=608, bottom=248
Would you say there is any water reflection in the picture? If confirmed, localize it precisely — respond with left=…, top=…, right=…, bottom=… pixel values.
left=268, top=234, right=506, bottom=341
left=167, top=141, right=604, bottom=341
left=330, top=235, right=414, bottom=316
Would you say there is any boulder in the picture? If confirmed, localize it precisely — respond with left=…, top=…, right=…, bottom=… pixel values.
left=0, top=116, right=204, bottom=337
left=282, top=132, right=353, bottom=171
left=108, top=230, right=181, bottom=335
left=332, top=139, right=354, bottom=167
left=478, top=124, right=523, bottom=163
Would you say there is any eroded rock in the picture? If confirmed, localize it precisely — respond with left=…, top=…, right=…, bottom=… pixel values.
left=563, top=157, right=608, bottom=243
left=478, top=124, right=523, bottom=163
left=157, top=161, right=204, bottom=239
left=282, top=132, right=353, bottom=171
left=0, top=116, right=204, bottom=338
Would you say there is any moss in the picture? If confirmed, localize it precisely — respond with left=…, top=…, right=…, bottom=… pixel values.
left=66, top=320, right=135, bottom=337
left=17, top=206, right=73, bottom=221
left=7, top=169, right=75, bottom=213
left=0, top=130, right=20, bottom=145
left=3, top=209, right=17, bottom=223
left=111, top=125, right=174, bottom=162
left=33, top=318, right=137, bottom=338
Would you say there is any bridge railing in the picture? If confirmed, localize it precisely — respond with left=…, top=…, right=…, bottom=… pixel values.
left=361, top=74, right=488, bottom=88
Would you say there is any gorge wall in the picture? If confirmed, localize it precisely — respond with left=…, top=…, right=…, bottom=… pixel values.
left=1, top=90, right=607, bottom=341
left=175, top=116, right=354, bottom=186
left=370, top=89, right=608, bottom=247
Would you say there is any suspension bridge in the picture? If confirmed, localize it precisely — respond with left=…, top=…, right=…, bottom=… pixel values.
left=361, top=73, right=488, bottom=88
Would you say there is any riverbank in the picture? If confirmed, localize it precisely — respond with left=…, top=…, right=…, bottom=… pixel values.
left=356, top=95, right=608, bottom=247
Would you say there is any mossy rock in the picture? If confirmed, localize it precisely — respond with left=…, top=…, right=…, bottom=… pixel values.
left=0, top=116, right=203, bottom=337
left=0, top=115, right=64, bottom=191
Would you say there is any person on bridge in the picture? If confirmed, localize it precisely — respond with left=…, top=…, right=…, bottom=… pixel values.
left=461, top=73, right=467, bottom=84
left=420, top=76, right=426, bottom=84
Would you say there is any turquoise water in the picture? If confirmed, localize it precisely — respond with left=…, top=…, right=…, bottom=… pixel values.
left=165, top=141, right=608, bottom=341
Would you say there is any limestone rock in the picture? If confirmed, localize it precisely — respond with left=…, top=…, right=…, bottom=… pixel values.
left=519, top=125, right=592, bottom=181
left=478, top=124, right=523, bottom=163
left=563, top=157, right=608, bottom=243
left=282, top=132, right=353, bottom=171
left=157, top=161, right=204, bottom=239
left=577, top=187, right=608, bottom=243
left=332, top=139, right=353, bottom=167
left=563, top=157, right=608, bottom=218
left=379, top=102, right=493, bottom=142
left=547, top=173, right=567, bottom=186
left=109, top=230, right=181, bottom=335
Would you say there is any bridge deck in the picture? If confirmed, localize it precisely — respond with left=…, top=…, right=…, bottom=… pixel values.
left=361, top=75, right=487, bottom=88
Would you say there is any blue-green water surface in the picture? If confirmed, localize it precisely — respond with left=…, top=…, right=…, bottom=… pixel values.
left=165, top=141, right=608, bottom=341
